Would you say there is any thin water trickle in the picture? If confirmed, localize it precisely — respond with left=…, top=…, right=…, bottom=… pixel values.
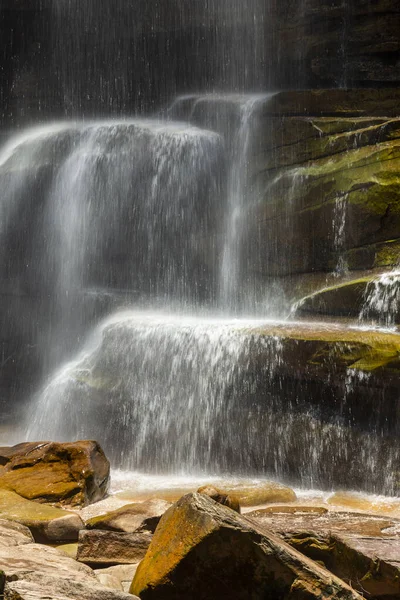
left=332, top=193, right=349, bottom=277
left=220, top=95, right=273, bottom=310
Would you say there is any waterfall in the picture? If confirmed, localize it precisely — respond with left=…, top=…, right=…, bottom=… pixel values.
left=168, top=93, right=275, bottom=313
left=0, top=119, right=224, bottom=372
left=359, top=270, right=400, bottom=328
left=27, top=311, right=282, bottom=473
left=220, top=96, right=269, bottom=311
left=26, top=310, right=399, bottom=494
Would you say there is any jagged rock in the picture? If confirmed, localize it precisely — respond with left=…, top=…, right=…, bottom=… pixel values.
left=247, top=505, right=400, bottom=597
left=130, top=492, right=363, bottom=599
left=86, top=498, right=171, bottom=533
left=0, top=489, right=84, bottom=542
left=197, top=485, right=240, bottom=512
left=77, top=529, right=152, bottom=566
left=0, top=440, right=110, bottom=507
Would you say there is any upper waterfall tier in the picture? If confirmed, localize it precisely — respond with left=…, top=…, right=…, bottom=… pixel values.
left=0, top=120, right=224, bottom=302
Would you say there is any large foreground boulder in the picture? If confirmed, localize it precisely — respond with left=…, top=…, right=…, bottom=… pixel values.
left=130, top=492, right=363, bottom=599
left=0, top=441, right=110, bottom=507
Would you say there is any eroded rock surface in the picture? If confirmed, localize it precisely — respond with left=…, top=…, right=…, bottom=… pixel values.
left=248, top=505, right=400, bottom=598
left=247, top=507, right=400, bottom=538
left=331, top=535, right=400, bottom=598
left=0, top=440, right=110, bottom=507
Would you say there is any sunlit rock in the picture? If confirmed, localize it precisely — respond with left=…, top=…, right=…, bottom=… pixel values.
left=130, top=492, right=362, bottom=599
left=327, top=492, right=400, bottom=515
left=214, top=481, right=297, bottom=506
left=0, top=518, right=33, bottom=547
left=0, top=543, right=138, bottom=600
left=0, top=489, right=84, bottom=543
left=86, top=499, right=172, bottom=534
left=94, top=565, right=139, bottom=594
left=197, top=485, right=241, bottom=512
left=0, top=441, right=110, bottom=507
left=247, top=507, right=400, bottom=539
left=77, top=530, right=153, bottom=567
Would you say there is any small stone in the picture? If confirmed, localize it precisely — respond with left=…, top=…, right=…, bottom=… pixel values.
left=197, top=485, right=240, bottom=513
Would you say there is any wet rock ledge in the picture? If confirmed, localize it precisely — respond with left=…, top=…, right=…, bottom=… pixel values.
left=0, top=440, right=399, bottom=599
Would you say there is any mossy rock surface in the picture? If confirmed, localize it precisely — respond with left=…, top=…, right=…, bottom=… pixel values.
left=252, top=320, right=400, bottom=373
left=295, top=272, right=400, bottom=331
left=130, top=492, right=363, bottom=599
left=295, top=278, right=371, bottom=318
left=0, top=489, right=84, bottom=542
left=246, top=102, right=400, bottom=277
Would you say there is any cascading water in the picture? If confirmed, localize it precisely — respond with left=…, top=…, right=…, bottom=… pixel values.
left=2, top=0, right=399, bottom=505
left=27, top=312, right=283, bottom=473
left=4, top=94, right=398, bottom=497
left=0, top=119, right=224, bottom=375
left=26, top=310, right=399, bottom=494
left=359, top=270, right=400, bottom=328
left=169, top=93, right=276, bottom=313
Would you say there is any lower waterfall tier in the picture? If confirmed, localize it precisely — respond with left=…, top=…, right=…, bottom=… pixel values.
left=26, top=311, right=400, bottom=496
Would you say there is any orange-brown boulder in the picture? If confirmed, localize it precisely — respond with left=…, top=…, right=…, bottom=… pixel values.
left=0, top=441, right=109, bottom=507
left=130, top=492, right=363, bottom=600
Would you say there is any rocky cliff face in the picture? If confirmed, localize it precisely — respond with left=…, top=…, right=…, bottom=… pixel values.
left=1, top=1, right=399, bottom=125
left=273, top=0, right=400, bottom=88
